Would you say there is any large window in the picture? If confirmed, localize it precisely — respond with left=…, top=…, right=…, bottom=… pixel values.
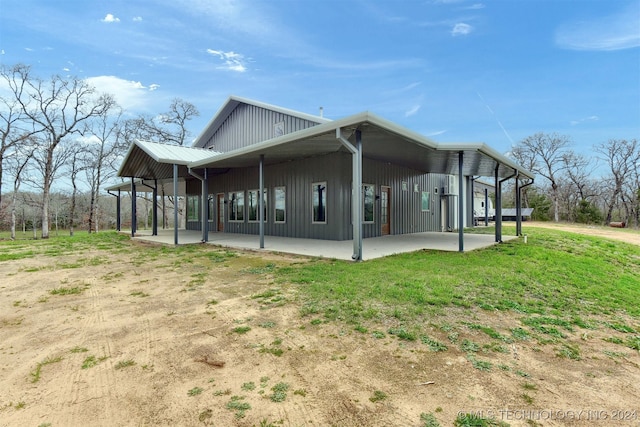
left=363, top=184, right=375, bottom=223
left=274, top=187, right=286, bottom=223
left=229, top=191, right=244, bottom=221
left=248, top=189, right=268, bottom=222
left=187, top=195, right=199, bottom=221
left=312, top=182, right=327, bottom=224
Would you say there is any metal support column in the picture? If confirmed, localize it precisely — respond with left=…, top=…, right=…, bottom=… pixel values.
left=152, top=180, right=158, bottom=236
left=515, top=173, right=522, bottom=236
left=498, top=170, right=517, bottom=242
left=131, top=178, right=137, bottom=237
left=259, top=155, right=265, bottom=249
left=173, top=163, right=179, bottom=245
left=336, top=128, right=363, bottom=261
left=202, top=169, right=209, bottom=242
left=458, top=151, right=464, bottom=252
left=484, top=188, right=489, bottom=226
left=495, top=166, right=501, bottom=242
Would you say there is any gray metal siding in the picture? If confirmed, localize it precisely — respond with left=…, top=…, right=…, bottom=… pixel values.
left=189, top=152, right=349, bottom=240
left=186, top=153, right=455, bottom=239
left=203, top=104, right=321, bottom=152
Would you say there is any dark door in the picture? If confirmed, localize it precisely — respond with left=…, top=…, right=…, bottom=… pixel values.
left=381, top=186, right=390, bottom=235
left=217, top=193, right=224, bottom=232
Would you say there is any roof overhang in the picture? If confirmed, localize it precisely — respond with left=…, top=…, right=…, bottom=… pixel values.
left=117, top=139, right=220, bottom=180
left=189, top=111, right=534, bottom=180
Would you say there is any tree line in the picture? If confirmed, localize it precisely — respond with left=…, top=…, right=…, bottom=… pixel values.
left=0, top=64, right=199, bottom=239
left=510, top=133, right=639, bottom=228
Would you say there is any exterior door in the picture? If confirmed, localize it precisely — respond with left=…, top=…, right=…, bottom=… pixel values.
left=217, top=193, right=224, bottom=232
left=381, top=186, right=390, bottom=235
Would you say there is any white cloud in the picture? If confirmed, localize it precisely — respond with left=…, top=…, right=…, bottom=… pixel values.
left=206, top=49, right=248, bottom=72
left=460, top=3, right=485, bottom=10
left=148, top=84, right=160, bottom=91
left=570, top=115, right=599, bottom=126
left=133, top=16, right=143, bottom=22
left=102, top=13, right=120, bottom=23
left=451, top=22, right=473, bottom=36
left=556, top=4, right=640, bottom=51
left=405, top=104, right=421, bottom=117
left=85, top=75, right=155, bottom=111
left=427, top=130, right=447, bottom=137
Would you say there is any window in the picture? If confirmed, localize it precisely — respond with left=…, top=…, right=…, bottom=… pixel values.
left=363, top=184, right=375, bottom=223
left=229, top=191, right=244, bottom=221
left=421, top=191, right=430, bottom=212
left=207, top=195, right=215, bottom=222
left=274, top=187, right=286, bottom=223
left=312, top=182, right=327, bottom=223
left=187, top=195, right=199, bottom=221
left=248, top=189, right=267, bottom=222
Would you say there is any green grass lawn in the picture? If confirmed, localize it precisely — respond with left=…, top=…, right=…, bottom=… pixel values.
left=2, top=226, right=638, bottom=325
left=280, top=227, right=640, bottom=325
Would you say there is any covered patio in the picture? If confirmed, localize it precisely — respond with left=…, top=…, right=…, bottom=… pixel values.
left=127, top=229, right=516, bottom=261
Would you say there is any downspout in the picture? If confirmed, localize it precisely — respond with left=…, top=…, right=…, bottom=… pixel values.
left=107, top=189, right=121, bottom=232
left=497, top=170, right=517, bottom=243
left=188, top=167, right=209, bottom=243
left=336, top=127, right=363, bottom=261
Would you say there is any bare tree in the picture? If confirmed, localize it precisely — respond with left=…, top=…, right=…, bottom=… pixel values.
left=68, top=149, right=87, bottom=236
left=82, top=103, right=123, bottom=233
left=0, top=64, right=40, bottom=209
left=595, top=139, right=639, bottom=225
left=5, top=142, right=35, bottom=239
left=512, top=133, right=571, bottom=222
left=12, top=69, right=113, bottom=238
left=125, top=98, right=199, bottom=146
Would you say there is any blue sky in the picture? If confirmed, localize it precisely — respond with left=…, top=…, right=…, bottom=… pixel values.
left=1, top=0, right=639, bottom=158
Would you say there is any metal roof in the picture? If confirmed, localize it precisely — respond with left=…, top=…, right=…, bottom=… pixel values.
left=117, top=140, right=220, bottom=180
left=189, top=111, right=534, bottom=180
left=114, top=99, right=534, bottom=182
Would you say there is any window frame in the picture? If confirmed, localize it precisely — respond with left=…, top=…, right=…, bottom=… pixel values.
left=187, top=195, right=199, bottom=222
left=274, top=186, right=286, bottom=223
left=421, top=191, right=430, bottom=212
left=247, top=189, right=268, bottom=223
left=228, top=190, right=245, bottom=222
left=363, top=183, right=375, bottom=223
left=312, top=181, right=327, bottom=224
left=207, top=194, right=215, bottom=222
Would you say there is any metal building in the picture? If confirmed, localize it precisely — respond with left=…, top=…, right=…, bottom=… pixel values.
left=111, top=96, right=534, bottom=260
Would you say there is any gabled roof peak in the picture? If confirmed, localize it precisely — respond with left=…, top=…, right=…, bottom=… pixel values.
left=192, top=95, right=330, bottom=148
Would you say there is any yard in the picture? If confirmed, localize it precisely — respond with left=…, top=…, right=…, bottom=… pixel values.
left=0, top=226, right=639, bottom=426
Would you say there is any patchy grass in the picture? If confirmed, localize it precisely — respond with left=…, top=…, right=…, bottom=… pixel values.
left=30, top=355, right=64, bottom=383
left=114, top=359, right=136, bottom=370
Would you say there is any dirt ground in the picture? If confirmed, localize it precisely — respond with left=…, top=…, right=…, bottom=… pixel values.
left=523, top=221, right=640, bottom=246
left=1, top=232, right=639, bottom=427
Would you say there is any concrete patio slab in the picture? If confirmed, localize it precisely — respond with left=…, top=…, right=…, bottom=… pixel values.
left=128, top=229, right=517, bottom=261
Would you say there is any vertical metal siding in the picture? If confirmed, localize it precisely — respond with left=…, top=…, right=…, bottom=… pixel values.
left=186, top=152, right=462, bottom=240
left=204, top=104, right=321, bottom=152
